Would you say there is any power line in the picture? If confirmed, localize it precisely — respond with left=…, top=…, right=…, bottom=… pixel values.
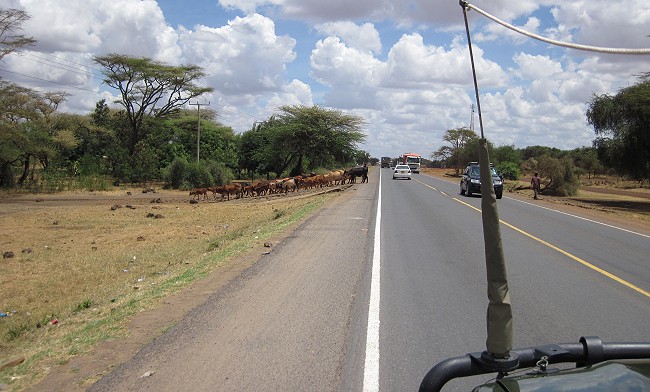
left=16, top=52, right=104, bottom=80
left=0, top=68, right=98, bottom=93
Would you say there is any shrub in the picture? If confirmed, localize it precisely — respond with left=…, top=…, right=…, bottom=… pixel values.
left=185, top=162, right=213, bottom=188
left=165, top=158, right=189, bottom=189
left=205, top=161, right=234, bottom=186
left=538, top=155, right=579, bottom=196
left=496, top=161, right=520, bottom=181
left=0, top=163, right=16, bottom=188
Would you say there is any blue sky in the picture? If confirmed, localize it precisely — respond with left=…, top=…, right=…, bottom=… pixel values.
left=2, top=0, right=649, bottom=159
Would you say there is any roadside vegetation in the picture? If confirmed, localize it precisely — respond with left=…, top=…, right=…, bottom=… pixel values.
left=0, top=10, right=367, bottom=193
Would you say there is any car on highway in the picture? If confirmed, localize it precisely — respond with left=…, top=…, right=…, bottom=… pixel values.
left=459, top=162, right=503, bottom=199
left=393, top=165, right=412, bottom=180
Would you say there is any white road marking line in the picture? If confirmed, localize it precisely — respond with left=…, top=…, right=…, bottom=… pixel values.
left=510, top=198, right=650, bottom=239
left=418, top=175, right=649, bottom=239
left=363, top=171, right=381, bottom=392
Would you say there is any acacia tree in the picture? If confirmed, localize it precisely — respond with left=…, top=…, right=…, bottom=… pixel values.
left=275, top=105, right=366, bottom=175
left=0, top=8, right=36, bottom=62
left=93, top=54, right=213, bottom=158
left=587, top=72, right=650, bottom=182
left=159, top=109, right=238, bottom=169
left=0, top=80, right=69, bottom=186
left=240, top=106, right=366, bottom=178
left=432, top=127, right=478, bottom=175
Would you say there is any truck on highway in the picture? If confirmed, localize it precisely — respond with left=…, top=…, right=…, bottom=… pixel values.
left=399, top=153, right=422, bottom=173
left=380, top=157, right=391, bottom=168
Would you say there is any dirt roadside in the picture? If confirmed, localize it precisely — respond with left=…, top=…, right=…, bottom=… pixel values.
left=10, top=183, right=360, bottom=392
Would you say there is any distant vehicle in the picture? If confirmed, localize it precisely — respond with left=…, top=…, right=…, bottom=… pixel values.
left=381, top=157, right=391, bottom=168
left=460, top=162, right=503, bottom=199
left=400, top=153, right=422, bottom=173
left=392, top=165, right=412, bottom=180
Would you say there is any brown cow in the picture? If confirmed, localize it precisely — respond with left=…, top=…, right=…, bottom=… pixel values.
left=211, top=184, right=241, bottom=201
left=253, top=181, right=271, bottom=196
left=189, top=188, right=208, bottom=200
left=280, top=177, right=298, bottom=194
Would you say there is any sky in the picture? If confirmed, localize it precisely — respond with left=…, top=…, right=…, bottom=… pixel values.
left=2, top=0, right=649, bottom=159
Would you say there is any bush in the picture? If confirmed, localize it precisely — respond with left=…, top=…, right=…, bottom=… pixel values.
left=496, top=161, right=520, bottom=181
left=185, top=162, right=213, bottom=188
left=165, top=158, right=189, bottom=189
left=205, top=161, right=233, bottom=186
left=538, top=155, right=578, bottom=196
left=0, top=163, right=16, bottom=188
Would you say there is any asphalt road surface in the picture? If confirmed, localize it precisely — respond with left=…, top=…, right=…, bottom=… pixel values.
left=89, top=168, right=650, bottom=392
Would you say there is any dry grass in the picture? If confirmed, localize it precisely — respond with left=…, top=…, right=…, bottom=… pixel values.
left=0, top=187, right=338, bottom=391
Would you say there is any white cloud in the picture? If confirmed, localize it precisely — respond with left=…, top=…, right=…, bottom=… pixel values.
left=18, top=0, right=180, bottom=62
left=551, top=1, right=650, bottom=49
left=266, top=79, right=313, bottom=109
left=178, top=14, right=297, bottom=95
left=315, top=22, right=382, bottom=55
left=379, top=34, right=508, bottom=89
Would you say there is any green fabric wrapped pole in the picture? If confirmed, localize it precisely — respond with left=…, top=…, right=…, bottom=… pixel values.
left=478, top=138, right=513, bottom=356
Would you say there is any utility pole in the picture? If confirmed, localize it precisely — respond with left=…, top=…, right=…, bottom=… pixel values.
left=469, top=103, right=475, bottom=132
left=189, top=101, right=210, bottom=163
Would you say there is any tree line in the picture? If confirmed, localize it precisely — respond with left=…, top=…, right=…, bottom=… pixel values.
left=431, top=72, right=650, bottom=196
left=0, top=8, right=367, bottom=190
left=0, top=88, right=368, bottom=190
left=2, top=8, right=648, bottom=193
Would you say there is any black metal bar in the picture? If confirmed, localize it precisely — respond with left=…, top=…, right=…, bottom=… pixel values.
left=419, top=337, right=650, bottom=392
left=460, top=0, right=485, bottom=139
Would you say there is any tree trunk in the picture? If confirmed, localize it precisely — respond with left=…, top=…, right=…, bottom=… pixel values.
left=17, top=157, right=30, bottom=186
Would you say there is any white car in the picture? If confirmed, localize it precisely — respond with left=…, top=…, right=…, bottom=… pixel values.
left=393, top=165, right=412, bottom=180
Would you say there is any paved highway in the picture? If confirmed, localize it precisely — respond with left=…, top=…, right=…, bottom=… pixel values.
left=375, top=168, right=650, bottom=391
left=89, top=167, right=650, bottom=392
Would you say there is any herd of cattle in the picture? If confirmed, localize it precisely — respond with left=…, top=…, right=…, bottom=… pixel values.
left=189, top=166, right=369, bottom=201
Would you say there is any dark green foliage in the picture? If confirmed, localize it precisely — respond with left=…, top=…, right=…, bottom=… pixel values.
left=463, top=137, right=494, bottom=166
left=132, top=142, right=160, bottom=184
left=537, top=155, right=578, bottom=196
left=185, top=161, right=213, bottom=188
left=238, top=105, right=365, bottom=179
left=570, top=147, right=603, bottom=178
left=587, top=73, right=650, bottom=181
left=495, top=162, right=520, bottom=180
left=166, top=157, right=189, bottom=189
left=0, top=162, right=16, bottom=188
left=205, top=161, right=233, bottom=186
left=493, top=145, right=521, bottom=164
left=521, top=145, right=565, bottom=161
